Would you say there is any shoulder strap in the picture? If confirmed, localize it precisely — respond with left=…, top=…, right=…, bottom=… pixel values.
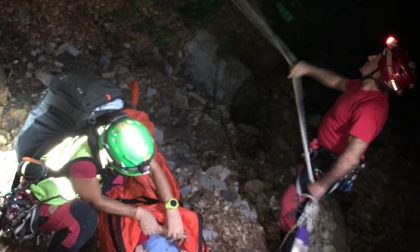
left=120, top=196, right=161, bottom=205
left=87, top=126, right=101, bottom=173
left=87, top=110, right=128, bottom=174
left=108, top=214, right=126, bottom=252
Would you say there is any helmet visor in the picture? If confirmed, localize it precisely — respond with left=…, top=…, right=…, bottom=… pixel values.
left=110, top=160, right=152, bottom=176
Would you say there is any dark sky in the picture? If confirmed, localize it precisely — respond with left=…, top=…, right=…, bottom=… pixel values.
left=264, top=0, right=419, bottom=158
left=264, top=0, right=417, bottom=73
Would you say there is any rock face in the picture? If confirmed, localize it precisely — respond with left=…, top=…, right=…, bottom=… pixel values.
left=310, top=199, right=346, bottom=252
left=0, top=4, right=270, bottom=248
left=184, top=30, right=251, bottom=105
left=1, top=1, right=418, bottom=252
left=0, top=69, right=10, bottom=106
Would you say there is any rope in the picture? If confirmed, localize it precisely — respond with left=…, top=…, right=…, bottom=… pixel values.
left=279, top=224, right=298, bottom=249
left=232, top=0, right=314, bottom=182
left=279, top=196, right=318, bottom=249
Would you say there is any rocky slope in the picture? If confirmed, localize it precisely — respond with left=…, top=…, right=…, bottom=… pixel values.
left=1, top=1, right=419, bottom=251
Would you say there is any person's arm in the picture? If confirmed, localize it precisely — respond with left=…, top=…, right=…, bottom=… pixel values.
left=149, top=158, right=185, bottom=240
left=307, top=136, right=368, bottom=200
left=72, top=177, right=163, bottom=235
left=288, top=61, right=349, bottom=92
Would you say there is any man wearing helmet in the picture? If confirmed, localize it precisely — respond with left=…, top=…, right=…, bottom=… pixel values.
left=286, top=36, right=416, bottom=200
left=21, top=115, right=185, bottom=251
left=278, top=37, right=417, bottom=251
left=284, top=36, right=416, bottom=202
left=279, top=36, right=417, bottom=238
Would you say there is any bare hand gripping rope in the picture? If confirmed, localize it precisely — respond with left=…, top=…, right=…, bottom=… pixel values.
left=232, top=0, right=314, bottom=183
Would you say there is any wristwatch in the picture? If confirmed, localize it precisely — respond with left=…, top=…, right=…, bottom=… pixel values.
left=164, top=198, right=179, bottom=210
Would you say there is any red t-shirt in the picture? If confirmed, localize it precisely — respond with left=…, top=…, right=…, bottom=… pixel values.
left=68, top=160, right=97, bottom=179
left=67, top=160, right=125, bottom=186
left=317, top=79, right=389, bottom=155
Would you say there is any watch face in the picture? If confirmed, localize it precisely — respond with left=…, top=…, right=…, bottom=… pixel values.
left=165, top=198, right=179, bottom=209
left=170, top=199, right=178, bottom=207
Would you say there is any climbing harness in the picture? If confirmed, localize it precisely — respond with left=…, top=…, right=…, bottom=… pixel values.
left=0, top=183, right=40, bottom=242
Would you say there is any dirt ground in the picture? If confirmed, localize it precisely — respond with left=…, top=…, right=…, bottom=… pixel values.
left=1, top=1, right=420, bottom=251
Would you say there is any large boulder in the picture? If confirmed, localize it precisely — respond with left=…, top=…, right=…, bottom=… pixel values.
left=184, top=30, right=251, bottom=105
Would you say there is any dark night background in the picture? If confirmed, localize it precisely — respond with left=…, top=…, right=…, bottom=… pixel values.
left=276, top=0, right=420, bottom=250
left=254, top=0, right=420, bottom=250
left=265, top=0, right=420, bottom=161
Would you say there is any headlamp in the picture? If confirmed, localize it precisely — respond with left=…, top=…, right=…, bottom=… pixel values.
left=385, top=35, right=398, bottom=49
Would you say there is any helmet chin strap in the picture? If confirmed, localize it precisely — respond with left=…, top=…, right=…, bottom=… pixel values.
left=362, top=48, right=392, bottom=82
left=361, top=67, right=379, bottom=80
left=362, top=68, right=383, bottom=85
left=361, top=68, right=388, bottom=91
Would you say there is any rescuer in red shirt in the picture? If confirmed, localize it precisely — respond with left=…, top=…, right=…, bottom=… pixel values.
left=279, top=36, right=417, bottom=235
left=289, top=35, right=416, bottom=200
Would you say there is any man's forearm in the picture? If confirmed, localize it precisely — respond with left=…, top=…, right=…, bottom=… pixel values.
left=73, top=177, right=138, bottom=218
left=306, top=65, right=348, bottom=91
left=92, top=195, right=138, bottom=218
left=317, top=154, right=359, bottom=189
left=308, top=155, right=358, bottom=199
left=308, top=137, right=368, bottom=199
left=149, top=158, right=174, bottom=202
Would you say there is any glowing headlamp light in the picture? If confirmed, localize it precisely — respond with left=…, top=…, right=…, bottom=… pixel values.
left=385, top=35, right=398, bottom=49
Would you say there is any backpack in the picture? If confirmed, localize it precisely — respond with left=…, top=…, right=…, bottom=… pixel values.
left=13, top=70, right=123, bottom=189
left=5, top=70, right=124, bottom=239
left=15, top=70, right=124, bottom=161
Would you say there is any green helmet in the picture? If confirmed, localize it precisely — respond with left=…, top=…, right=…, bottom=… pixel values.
left=99, top=117, right=154, bottom=176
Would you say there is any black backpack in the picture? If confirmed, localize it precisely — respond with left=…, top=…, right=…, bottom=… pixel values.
left=2, top=71, right=125, bottom=243
left=47, top=71, right=123, bottom=127
left=15, top=70, right=123, bottom=159
left=13, top=70, right=124, bottom=188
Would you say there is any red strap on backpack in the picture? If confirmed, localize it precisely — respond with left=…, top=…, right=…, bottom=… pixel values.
left=128, top=80, right=140, bottom=108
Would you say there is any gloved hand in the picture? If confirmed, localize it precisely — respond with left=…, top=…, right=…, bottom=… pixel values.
left=18, top=160, right=46, bottom=182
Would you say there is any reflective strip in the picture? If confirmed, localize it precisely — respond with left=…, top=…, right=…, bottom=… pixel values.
left=30, top=177, right=78, bottom=205
left=94, top=98, right=124, bottom=112
left=42, top=136, right=92, bottom=171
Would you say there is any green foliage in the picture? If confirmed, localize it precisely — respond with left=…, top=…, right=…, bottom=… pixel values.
left=150, top=25, right=179, bottom=49
left=132, top=18, right=179, bottom=48
left=112, top=7, right=140, bottom=21
left=132, top=0, right=152, bottom=6
left=177, top=0, right=225, bottom=27
left=131, top=0, right=162, bottom=7
left=132, top=0, right=169, bottom=7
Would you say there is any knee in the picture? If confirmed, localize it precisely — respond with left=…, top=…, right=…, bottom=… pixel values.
left=70, top=200, right=98, bottom=235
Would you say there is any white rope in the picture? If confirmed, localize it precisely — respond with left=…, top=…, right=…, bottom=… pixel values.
left=232, top=0, right=314, bottom=182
